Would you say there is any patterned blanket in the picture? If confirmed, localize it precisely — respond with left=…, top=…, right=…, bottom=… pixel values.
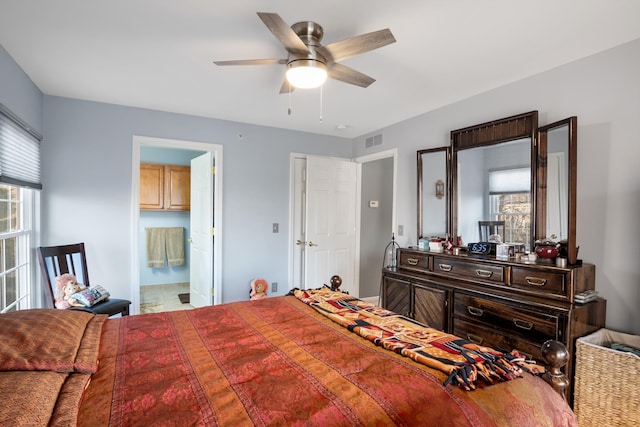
left=294, top=288, right=543, bottom=390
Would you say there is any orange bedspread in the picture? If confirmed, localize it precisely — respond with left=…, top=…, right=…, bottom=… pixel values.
left=77, top=296, right=576, bottom=426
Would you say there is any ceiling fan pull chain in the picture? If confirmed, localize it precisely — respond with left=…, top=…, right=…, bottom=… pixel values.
left=319, top=84, right=323, bottom=123
left=288, top=83, right=292, bottom=116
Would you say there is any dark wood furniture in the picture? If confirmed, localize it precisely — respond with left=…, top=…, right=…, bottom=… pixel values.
left=382, top=247, right=606, bottom=404
left=38, top=243, right=131, bottom=317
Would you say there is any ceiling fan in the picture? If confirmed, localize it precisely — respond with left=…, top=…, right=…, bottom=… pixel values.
left=214, top=12, right=396, bottom=94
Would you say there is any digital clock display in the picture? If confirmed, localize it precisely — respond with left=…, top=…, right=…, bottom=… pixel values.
left=467, top=242, right=494, bottom=255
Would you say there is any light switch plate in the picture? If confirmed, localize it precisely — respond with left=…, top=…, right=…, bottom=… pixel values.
left=369, top=200, right=379, bottom=208
left=272, top=223, right=279, bottom=233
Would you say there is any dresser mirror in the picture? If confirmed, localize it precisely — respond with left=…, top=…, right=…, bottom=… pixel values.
left=536, top=117, right=578, bottom=264
left=455, top=137, right=533, bottom=248
left=417, top=110, right=579, bottom=263
left=417, top=147, right=449, bottom=240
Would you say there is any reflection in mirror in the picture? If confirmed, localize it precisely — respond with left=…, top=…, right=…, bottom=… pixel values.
left=545, top=126, right=569, bottom=240
left=456, top=138, right=532, bottom=249
left=418, top=148, right=448, bottom=241
left=537, top=117, right=577, bottom=264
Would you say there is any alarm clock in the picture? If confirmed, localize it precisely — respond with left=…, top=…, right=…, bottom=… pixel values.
left=467, top=242, right=496, bottom=255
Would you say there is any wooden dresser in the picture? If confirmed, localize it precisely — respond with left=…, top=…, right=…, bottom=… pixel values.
left=382, top=247, right=606, bottom=403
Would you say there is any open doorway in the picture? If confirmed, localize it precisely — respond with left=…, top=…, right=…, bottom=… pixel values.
left=355, top=149, right=397, bottom=303
left=131, top=136, right=223, bottom=315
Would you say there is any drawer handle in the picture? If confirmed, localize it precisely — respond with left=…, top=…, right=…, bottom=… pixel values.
left=406, top=258, right=419, bottom=266
left=475, top=269, right=493, bottom=279
left=467, top=306, right=484, bottom=317
left=513, top=318, right=534, bottom=331
left=438, top=264, right=452, bottom=272
left=466, top=334, right=484, bottom=344
left=525, top=276, right=547, bottom=286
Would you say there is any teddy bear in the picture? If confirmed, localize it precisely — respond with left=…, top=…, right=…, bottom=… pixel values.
left=249, top=279, right=268, bottom=300
left=55, top=273, right=86, bottom=309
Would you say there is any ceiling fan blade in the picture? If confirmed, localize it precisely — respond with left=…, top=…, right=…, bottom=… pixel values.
left=257, top=12, right=309, bottom=56
left=318, top=29, right=396, bottom=63
left=279, top=78, right=296, bottom=94
left=328, top=63, right=375, bottom=88
left=214, top=58, right=287, bottom=66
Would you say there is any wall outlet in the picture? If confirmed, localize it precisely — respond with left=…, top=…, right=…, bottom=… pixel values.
left=272, top=223, right=279, bottom=233
left=398, top=225, right=404, bottom=236
left=271, top=282, right=278, bottom=292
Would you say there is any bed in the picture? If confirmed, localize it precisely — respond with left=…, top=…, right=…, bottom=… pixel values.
left=0, top=288, right=576, bottom=426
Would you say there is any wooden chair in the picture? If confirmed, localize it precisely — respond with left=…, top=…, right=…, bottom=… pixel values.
left=478, top=220, right=505, bottom=242
left=37, top=243, right=131, bottom=316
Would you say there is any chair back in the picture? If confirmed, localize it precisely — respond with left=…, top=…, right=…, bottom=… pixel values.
left=37, top=243, right=91, bottom=307
left=478, top=221, right=505, bottom=242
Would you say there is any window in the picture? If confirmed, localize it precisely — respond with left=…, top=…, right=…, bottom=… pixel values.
left=0, top=184, right=37, bottom=312
left=0, top=104, right=41, bottom=313
left=488, top=168, right=531, bottom=248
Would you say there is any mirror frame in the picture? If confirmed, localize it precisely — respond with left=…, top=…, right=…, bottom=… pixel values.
left=450, top=111, right=539, bottom=250
left=417, top=147, right=450, bottom=241
left=536, top=116, right=578, bottom=264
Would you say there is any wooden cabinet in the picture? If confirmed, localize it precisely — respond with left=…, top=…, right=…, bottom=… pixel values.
left=382, top=248, right=607, bottom=404
left=140, top=163, right=190, bottom=211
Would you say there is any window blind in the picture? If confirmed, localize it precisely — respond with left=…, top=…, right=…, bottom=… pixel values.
left=0, top=104, right=42, bottom=190
left=488, top=167, right=529, bottom=194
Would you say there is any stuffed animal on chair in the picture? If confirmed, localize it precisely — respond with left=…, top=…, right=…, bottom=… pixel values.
left=249, top=279, right=269, bottom=300
left=55, top=273, right=86, bottom=309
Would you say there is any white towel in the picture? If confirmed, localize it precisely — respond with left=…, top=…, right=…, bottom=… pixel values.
left=145, top=227, right=185, bottom=268
left=146, top=228, right=166, bottom=268
left=166, top=227, right=185, bottom=267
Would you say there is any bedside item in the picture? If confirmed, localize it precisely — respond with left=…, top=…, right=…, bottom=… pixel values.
left=467, top=242, right=495, bottom=255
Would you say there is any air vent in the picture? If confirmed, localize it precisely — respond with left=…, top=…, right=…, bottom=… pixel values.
left=365, top=133, right=383, bottom=148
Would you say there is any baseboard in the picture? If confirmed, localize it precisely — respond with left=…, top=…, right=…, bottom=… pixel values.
left=359, top=296, right=380, bottom=305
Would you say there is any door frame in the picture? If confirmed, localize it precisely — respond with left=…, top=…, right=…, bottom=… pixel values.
left=354, top=148, right=397, bottom=299
left=131, top=136, right=223, bottom=313
left=287, top=149, right=397, bottom=298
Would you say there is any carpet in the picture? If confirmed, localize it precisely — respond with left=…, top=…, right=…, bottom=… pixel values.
left=178, top=293, right=190, bottom=304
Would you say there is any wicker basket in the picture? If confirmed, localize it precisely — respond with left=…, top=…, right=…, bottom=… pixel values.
left=574, top=328, right=640, bottom=427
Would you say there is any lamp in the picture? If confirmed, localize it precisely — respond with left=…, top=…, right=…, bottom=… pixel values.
left=286, top=59, right=327, bottom=89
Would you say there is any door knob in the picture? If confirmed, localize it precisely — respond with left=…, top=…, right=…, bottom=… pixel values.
left=308, top=241, right=318, bottom=247
left=295, top=240, right=306, bottom=246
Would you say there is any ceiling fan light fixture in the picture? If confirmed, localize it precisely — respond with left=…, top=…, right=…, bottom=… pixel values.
left=286, top=60, right=327, bottom=89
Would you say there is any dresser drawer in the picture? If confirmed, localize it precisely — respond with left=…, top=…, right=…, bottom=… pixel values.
left=453, top=318, right=544, bottom=362
left=432, top=257, right=504, bottom=284
left=454, top=293, right=558, bottom=341
left=511, top=267, right=566, bottom=296
left=398, top=251, right=430, bottom=272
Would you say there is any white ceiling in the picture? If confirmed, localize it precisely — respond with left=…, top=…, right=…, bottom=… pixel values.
left=1, top=1, right=639, bottom=138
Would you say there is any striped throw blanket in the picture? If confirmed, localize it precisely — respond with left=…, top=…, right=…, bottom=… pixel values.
left=294, top=287, right=543, bottom=390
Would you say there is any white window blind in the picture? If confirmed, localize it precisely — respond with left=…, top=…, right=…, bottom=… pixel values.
left=0, top=104, right=42, bottom=190
left=489, top=167, right=529, bottom=194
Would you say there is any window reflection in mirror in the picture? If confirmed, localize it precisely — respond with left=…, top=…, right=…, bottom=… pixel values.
left=456, top=138, right=532, bottom=249
left=418, top=148, right=448, bottom=240
left=544, top=125, right=569, bottom=241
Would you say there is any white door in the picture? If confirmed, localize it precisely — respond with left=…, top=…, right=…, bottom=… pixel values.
left=189, top=152, right=214, bottom=307
left=304, top=157, right=357, bottom=293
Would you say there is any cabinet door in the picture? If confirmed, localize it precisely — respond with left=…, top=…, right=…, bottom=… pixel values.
left=413, top=285, right=448, bottom=331
left=140, top=163, right=164, bottom=209
left=382, top=275, right=410, bottom=317
left=165, top=165, right=191, bottom=210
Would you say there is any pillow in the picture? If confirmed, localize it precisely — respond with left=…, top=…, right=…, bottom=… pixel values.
left=0, top=309, right=107, bottom=373
left=70, top=285, right=110, bottom=307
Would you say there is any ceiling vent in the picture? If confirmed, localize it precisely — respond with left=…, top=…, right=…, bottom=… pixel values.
left=365, top=134, right=383, bottom=148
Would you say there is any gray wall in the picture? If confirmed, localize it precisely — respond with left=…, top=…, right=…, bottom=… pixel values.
left=359, top=157, right=393, bottom=298
left=353, top=38, right=640, bottom=335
